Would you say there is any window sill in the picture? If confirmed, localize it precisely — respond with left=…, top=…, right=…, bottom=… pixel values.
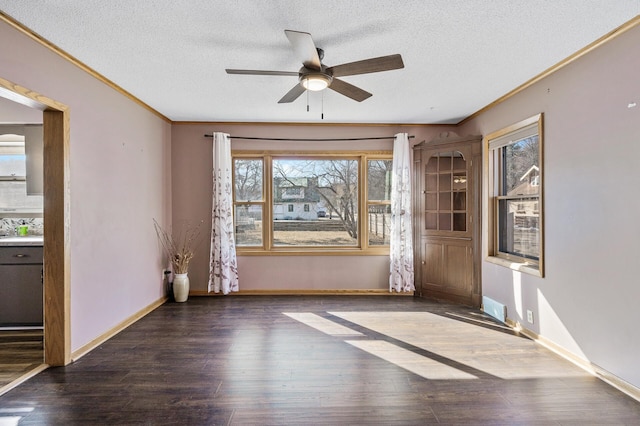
left=485, top=255, right=542, bottom=277
left=0, top=211, right=44, bottom=218
left=237, top=247, right=390, bottom=256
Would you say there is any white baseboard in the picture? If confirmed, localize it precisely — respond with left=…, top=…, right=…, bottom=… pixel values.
left=506, top=318, right=640, bottom=403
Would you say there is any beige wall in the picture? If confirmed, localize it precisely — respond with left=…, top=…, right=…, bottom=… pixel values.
left=459, top=22, right=640, bottom=389
left=171, top=123, right=454, bottom=291
left=0, top=19, right=172, bottom=352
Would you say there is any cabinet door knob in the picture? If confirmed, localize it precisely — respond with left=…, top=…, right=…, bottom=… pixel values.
left=14, top=254, right=29, bottom=258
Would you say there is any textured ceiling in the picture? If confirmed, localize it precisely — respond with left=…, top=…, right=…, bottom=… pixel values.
left=1, top=1, right=638, bottom=123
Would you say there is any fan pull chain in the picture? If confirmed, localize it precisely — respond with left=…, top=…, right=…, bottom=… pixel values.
left=321, top=90, right=324, bottom=120
left=306, top=83, right=309, bottom=112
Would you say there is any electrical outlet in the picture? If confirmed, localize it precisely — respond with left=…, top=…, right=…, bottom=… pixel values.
left=526, top=310, right=534, bottom=324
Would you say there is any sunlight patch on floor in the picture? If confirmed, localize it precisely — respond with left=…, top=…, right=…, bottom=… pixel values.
left=345, top=339, right=477, bottom=380
left=0, top=407, right=32, bottom=426
left=329, top=311, right=590, bottom=380
left=0, top=416, right=20, bottom=426
left=283, top=313, right=364, bottom=337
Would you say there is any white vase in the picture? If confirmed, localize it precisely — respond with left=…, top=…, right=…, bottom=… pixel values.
left=173, top=273, right=190, bottom=302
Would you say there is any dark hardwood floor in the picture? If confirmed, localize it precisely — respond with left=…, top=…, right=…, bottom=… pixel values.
left=0, top=330, right=43, bottom=390
left=0, top=296, right=639, bottom=425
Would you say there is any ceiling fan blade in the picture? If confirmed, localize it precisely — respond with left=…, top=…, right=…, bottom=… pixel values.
left=278, top=84, right=306, bottom=103
left=329, top=78, right=372, bottom=102
left=226, top=69, right=298, bottom=76
left=327, top=54, right=404, bottom=77
left=284, top=30, right=321, bottom=70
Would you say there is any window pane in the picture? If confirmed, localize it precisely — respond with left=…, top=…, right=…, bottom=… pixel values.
left=439, top=192, right=451, bottom=210
left=273, top=158, right=358, bottom=246
left=439, top=213, right=451, bottom=231
left=502, top=136, right=539, bottom=196
left=235, top=204, right=262, bottom=246
left=426, top=174, right=437, bottom=192
left=426, top=193, right=437, bottom=210
left=453, top=191, right=466, bottom=210
left=439, top=173, right=451, bottom=191
left=0, top=144, right=42, bottom=212
left=367, top=160, right=392, bottom=201
left=234, top=159, right=263, bottom=201
left=426, top=212, right=437, bottom=230
left=453, top=213, right=466, bottom=231
left=439, top=152, right=452, bottom=171
left=368, top=204, right=391, bottom=245
left=498, top=198, right=539, bottom=260
left=453, top=153, right=465, bottom=170
left=0, top=154, right=26, bottom=176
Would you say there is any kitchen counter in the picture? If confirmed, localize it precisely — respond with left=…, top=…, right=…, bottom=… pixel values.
left=0, top=236, right=44, bottom=246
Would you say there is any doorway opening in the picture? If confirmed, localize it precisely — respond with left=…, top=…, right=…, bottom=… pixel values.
left=0, top=77, right=70, bottom=371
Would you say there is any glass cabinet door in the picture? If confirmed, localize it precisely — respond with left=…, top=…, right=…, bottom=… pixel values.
left=424, top=151, right=467, bottom=233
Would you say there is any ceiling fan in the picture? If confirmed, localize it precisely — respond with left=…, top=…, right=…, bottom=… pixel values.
left=226, top=30, right=404, bottom=103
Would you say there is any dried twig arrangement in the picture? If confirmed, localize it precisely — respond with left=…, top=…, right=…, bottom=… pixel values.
left=153, top=219, right=204, bottom=274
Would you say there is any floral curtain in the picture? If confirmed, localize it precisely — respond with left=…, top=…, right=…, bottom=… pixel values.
left=389, top=133, right=414, bottom=293
left=208, top=132, right=239, bottom=294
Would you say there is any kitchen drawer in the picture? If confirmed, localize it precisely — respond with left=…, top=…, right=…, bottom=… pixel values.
left=0, top=246, right=43, bottom=264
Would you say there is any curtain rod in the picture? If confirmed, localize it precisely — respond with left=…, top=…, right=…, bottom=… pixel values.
left=203, top=134, right=414, bottom=142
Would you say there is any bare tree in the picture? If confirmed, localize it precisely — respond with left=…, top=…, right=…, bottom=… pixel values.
left=234, top=159, right=262, bottom=201
left=367, top=160, right=393, bottom=201
left=504, top=136, right=539, bottom=194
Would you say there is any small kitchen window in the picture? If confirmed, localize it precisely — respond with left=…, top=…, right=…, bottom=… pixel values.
left=0, top=134, right=43, bottom=215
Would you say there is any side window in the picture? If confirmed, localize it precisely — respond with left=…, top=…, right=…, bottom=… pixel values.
left=367, top=159, right=392, bottom=245
left=233, top=158, right=264, bottom=247
left=485, top=114, right=544, bottom=276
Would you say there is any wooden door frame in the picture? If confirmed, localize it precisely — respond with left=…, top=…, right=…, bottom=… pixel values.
left=0, top=76, right=71, bottom=366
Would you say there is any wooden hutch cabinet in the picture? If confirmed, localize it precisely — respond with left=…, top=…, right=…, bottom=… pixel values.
left=413, top=133, right=482, bottom=307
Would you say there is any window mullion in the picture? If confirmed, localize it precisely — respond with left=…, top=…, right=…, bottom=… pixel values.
left=359, top=155, right=367, bottom=250
left=264, top=155, right=273, bottom=250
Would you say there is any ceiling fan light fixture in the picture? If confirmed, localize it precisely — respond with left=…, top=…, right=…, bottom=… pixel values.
left=302, top=74, right=332, bottom=91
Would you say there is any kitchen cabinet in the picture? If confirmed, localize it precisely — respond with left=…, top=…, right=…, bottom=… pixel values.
left=0, top=245, right=43, bottom=327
